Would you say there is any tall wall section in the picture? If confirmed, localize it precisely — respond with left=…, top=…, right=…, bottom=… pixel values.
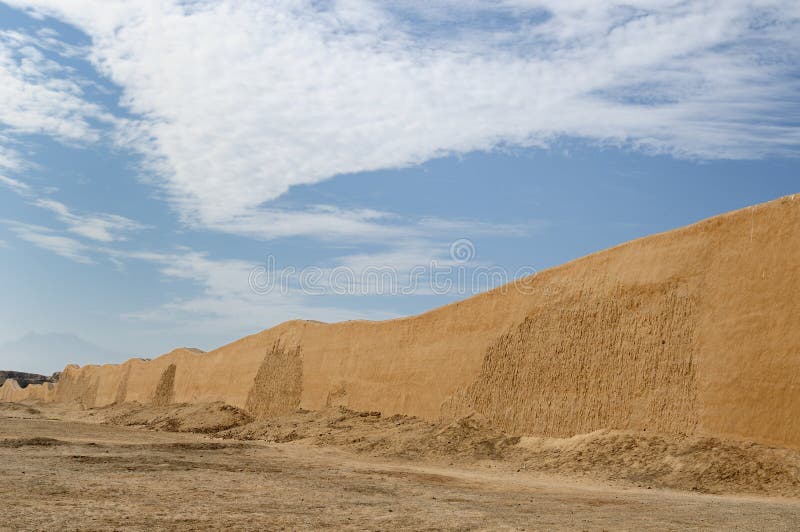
left=4, top=195, right=799, bottom=448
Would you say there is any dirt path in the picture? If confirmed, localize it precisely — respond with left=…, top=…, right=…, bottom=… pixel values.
left=2, top=416, right=799, bottom=530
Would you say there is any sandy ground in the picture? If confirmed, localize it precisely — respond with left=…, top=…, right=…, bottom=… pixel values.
left=1, top=404, right=799, bottom=530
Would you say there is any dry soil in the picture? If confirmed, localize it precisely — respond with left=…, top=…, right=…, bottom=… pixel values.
left=2, top=402, right=799, bottom=530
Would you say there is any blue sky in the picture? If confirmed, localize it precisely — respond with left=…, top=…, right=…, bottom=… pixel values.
left=0, top=1, right=798, bottom=372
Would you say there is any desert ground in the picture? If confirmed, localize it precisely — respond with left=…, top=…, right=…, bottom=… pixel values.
left=2, top=401, right=800, bottom=531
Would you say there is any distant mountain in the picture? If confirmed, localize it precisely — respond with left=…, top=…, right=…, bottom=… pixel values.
left=0, top=332, right=125, bottom=375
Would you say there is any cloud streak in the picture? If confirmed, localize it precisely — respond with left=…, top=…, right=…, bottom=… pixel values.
left=0, top=173, right=30, bottom=194
left=5, top=221, right=92, bottom=263
left=34, top=198, right=146, bottom=242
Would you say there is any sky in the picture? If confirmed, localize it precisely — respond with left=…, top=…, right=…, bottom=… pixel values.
left=0, top=1, right=798, bottom=372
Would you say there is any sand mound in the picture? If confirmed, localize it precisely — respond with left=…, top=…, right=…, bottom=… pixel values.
left=220, top=407, right=800, bottom=497
left=518, top=430, right=800, bottom=497
left=220, top=407, right=521, bottom=460
left=102, top=402, right=252, bottom=433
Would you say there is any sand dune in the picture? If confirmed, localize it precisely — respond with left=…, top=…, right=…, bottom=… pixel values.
left=3, top=194, right=799, bottom=449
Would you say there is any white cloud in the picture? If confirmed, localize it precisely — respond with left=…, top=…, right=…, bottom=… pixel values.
left=0, top=142, right=24, bottom=172
left=33, top=198, right=146, bottom=242
left=209, top=205, right=538, bottom=242
left=210, top=205, right=403, bottom=241
left=197, top=205, right=547, bottom=245
left=2, top=0, right=798, bottom=238
left=6, top=221, right=92, bottom=263
left=0, top=28, right=110, bottom=143
left=0, top=174, right=31, bottom=194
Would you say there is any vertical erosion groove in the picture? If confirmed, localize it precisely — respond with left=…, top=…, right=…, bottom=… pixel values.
left=152, top=363, right=177, bottom=407
left=114, top=364, right=131, bottom=404
left=245, top=342, right=303, bottom=419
